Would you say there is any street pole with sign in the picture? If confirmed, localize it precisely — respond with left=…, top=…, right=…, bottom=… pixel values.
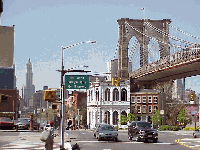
left=57, top=40, right=96, bottom=150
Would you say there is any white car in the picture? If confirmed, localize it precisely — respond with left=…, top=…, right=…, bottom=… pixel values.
left=44, top=124, right=52, bottom=130
left=193, top=129, right=200, bottom=138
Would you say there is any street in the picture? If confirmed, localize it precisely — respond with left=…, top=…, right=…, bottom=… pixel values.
left=0, top=129, right=199, bottom=150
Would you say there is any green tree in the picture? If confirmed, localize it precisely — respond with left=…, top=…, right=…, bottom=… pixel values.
left=151, top=109, right=162, bottom=127
left=177, top=108, right=186, bottom=124
left=119, top=115, right=127, bottom=125
left=127, top=113, right=135, bottom=122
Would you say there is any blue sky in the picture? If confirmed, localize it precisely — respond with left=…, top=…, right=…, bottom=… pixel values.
left=1, top=0, right=200, bottom=95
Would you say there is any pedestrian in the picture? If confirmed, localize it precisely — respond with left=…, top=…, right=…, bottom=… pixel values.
left=45, top=121, right=54, bottom=150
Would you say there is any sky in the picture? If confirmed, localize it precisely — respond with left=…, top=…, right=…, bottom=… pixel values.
left=1, top=0, right=200, bottom=95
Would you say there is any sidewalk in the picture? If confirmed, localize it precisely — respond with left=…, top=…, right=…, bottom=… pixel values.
left=0, top=131, right=72, bottom=150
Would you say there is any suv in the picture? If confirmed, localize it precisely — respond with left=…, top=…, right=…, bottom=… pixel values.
left=128, top=121, right=158, bottom=143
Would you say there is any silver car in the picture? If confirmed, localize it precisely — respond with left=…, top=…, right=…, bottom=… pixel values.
left=96, top=124, right=118, bottom=141
left=193, top=129, right=200, bottom=138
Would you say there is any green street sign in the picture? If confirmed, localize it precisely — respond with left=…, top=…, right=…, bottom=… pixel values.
left=65, top=75, right=89, bottom=89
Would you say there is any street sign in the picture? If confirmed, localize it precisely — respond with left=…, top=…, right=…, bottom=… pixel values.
left=65, top=75, right=89, bottom=89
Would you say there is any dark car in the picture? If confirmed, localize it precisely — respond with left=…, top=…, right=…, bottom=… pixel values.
left=96, top=124, right=118, bottom=141
left=128, top=121, right=158, bottom=143
left=0, top=117, right=14, bottom=130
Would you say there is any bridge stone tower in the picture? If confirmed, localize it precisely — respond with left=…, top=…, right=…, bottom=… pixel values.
left=117, top=18, right=171, bottom=80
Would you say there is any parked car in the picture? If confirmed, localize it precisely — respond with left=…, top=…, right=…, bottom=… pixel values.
left=17, top=119, right=30, bottom=130
left=128, top=121, right=158, bottom=143
left=95, top=124, right=118, bottom=141
left=0, top=117, right=14, bottom=130
left=193, top=128, right=200, bottom=138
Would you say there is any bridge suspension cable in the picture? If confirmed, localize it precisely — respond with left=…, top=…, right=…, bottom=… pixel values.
left=166, top=22, right=200, bottom=40
left=125, top=22, right=187, bottom=50
left=113, top=43, right=119, bottom=59
left=145, top=22, right=196, bottom=46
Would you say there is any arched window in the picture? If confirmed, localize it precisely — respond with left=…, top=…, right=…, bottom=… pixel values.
left=121, top=88, right=127, bottom=101
left=105, top=88, right=110, bottom=101
left=113, top=88, right=119, bottom=101
left=104, top=111, right=110, bottom=124
left=113, top=111, right=118, bottom=125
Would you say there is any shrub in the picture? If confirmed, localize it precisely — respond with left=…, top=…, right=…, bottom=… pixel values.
left=183, top=127, right=198, bottom=130
left=159, top=125, right=169, bottom=131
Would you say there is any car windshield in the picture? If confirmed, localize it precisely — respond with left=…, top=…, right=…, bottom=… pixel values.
left=1, top=118, right=12, bottom=122
left=18, top=119, right=29, bottom=123
left=137, top=122, right=152, bottom=128
left=100, top=126, right=115, bottom=131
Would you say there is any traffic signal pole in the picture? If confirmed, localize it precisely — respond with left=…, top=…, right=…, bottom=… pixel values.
left=58, top=41, right=96, bottom=149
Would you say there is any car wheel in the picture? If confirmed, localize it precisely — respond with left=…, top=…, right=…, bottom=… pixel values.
left=193, top=133, right=196, bottom=138
left=114, top=137, right=118, bottom=142
left=128, top=136, right=132, bottom=140
left=153, top=139, right=157, bottom=143
left=136, top=137, right=140, bottom=142
left=94, top=134, right=96, bottom=138
left=98, top=136, right=101, bottom=141
left=144, top=139, right=148, bottom=143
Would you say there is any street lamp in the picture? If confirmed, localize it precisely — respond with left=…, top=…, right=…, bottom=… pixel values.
left=58, top=40, right=96, bottom=150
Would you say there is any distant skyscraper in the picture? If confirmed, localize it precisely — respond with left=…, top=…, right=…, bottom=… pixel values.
left=172, top=78, right=185, bottom=100
left=24, top=58, right=35, bottom=107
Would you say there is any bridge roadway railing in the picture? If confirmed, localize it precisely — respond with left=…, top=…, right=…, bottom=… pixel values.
left=129, top=45, right=200, bottom=79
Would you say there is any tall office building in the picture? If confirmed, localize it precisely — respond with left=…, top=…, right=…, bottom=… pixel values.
left=24, top=58, right=35, bottom=107
left=172, top=78, right=185, bottom=101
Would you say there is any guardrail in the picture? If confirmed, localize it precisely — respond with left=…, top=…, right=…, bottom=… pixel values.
left=129, top=45, right=200, bottom=79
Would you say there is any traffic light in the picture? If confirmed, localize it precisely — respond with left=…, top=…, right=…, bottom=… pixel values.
left=44, top=90, right=56, bottom=102
left=190, top=93, right=194, bottom=100
left=112, top=77, right=121, bottom=86
left=112, top=77, right=115, bottom=85
left=116, top=77, right=120, bottom=86
left=52, top=103, right=57, bottom=110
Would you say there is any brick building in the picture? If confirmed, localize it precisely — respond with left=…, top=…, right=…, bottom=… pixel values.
left=0, top=89, right=19, bottom=120
left=130, top=89, right=165, bottom=124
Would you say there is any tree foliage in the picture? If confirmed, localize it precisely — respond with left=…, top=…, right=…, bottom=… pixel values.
left=119, top=113, right=135, bottom=125
left=177, top=108, right=186, bottom=124
left=151, top=109, right=162, bottom=126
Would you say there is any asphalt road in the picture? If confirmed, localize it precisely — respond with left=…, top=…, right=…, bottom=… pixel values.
left=0, top=129, right=199, bottom=150
left=68, top=130, right=196, bottom=150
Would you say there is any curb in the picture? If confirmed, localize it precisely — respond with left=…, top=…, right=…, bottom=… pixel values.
left=175, top=139, right=199, bottom=150
left=0, top=130, right=43, bottom=132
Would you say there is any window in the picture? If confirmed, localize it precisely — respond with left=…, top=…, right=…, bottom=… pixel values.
left=153, top=106, right=158, bottom=112
left=154, top=96, right=158, bottom=103
left=142, top=96, right=146, bottom=103
left=148, top=106, right=152, bottom=113
left=137, top=96, right=141, bottom=103
left=131, top=106, right=135, bottom=114
left=137, top=106, right=141, bottom=113
left=96, top=91, right=99, bottom=101
left=113, top=88, right=119, bottom=101
left=105, top=88, right=110, bottom=101
left=142, top=105, right=146, bottom=113
left=148, top=96, right=152, bottom=103
left=131, top=96, right=135, bottom=103
left=121, top=88, right=127, bottom=101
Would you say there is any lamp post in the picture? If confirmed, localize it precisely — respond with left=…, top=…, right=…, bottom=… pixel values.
left=58, top=40, right=96, bottom=150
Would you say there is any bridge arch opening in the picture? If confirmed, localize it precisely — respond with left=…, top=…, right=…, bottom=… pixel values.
left=148, top=37, right=160, bottom=64
left=128, top=36, right=140, bottom=71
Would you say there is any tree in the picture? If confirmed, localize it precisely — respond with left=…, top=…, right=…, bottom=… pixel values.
left=151, top=109, right=162, bottom=127
left=177, top=108, right=186, bottom=124
left=119, top=113, right=135, bottom=125
left=127, top=113, right=135, bottom=122
left=119, top=115, right=127, bottom=125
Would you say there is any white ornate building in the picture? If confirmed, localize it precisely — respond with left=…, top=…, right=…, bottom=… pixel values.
left=87, top=79, right=130, bottom=129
